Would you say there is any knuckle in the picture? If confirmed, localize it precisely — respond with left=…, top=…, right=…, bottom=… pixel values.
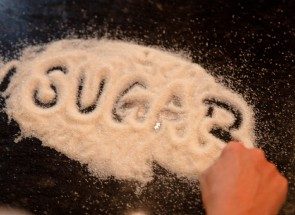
left=280, top=175, right=288, bottom=189
left=276, top=175, right=288, bottom=197
left=252, top=148, right=266, bottom=160
left=267, top=162, right=278, bottom=172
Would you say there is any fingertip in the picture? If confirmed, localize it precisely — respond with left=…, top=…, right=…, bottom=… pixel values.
left=228, top=139, right=244, bottom=145
left=226, top=140, right=246, bottom=150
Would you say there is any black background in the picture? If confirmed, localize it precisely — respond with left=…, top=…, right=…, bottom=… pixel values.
left=0, top=0, right=294, bottom=214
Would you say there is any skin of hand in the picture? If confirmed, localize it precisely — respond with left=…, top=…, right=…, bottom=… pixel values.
left=199, top=141, right=288, bottom=215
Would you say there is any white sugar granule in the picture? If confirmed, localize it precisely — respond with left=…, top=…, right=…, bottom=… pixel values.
left=0, top=39, right=255, bottom=183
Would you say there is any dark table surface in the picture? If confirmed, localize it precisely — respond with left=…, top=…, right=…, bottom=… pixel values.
left=0, top=0, right=294, bottom=214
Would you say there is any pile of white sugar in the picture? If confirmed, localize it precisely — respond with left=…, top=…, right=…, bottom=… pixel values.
left=0, top=39, right=255, bottom=183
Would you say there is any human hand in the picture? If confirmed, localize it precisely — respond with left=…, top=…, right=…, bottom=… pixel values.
left=199, top=142, right=288, bottom=215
